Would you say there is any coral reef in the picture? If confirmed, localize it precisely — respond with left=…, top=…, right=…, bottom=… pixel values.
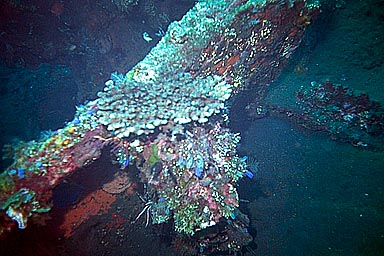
left=0, top=120, right=107, bottom=231
left=268, top=81, right=384, bottom=151
left=269, top=81, right=384, bottom=150
left=296, top=81, right=384, bottom=149
left=137, top=123, right=248, bottom=235
left=0, top=0, right=319, bottom=253
left=97, top=71, right=231, bottom=138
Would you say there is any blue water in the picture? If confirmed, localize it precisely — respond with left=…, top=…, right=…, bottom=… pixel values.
left=240, top=117, right=384, bottom=255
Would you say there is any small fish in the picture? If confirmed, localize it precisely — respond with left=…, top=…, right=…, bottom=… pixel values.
left=142, top=32, right=153, bottom=42
left=17, top=169, right=25, bottom=179
left=8, top=169, right=17, bottom=175
left=86, top=109, right=94, bottom=116
left=244, top=170, right=254, bottom=179
left=240, top=156, right=248, bottom=162
left=72, top=117, right=80, bottom=125
left=122, top=156, right=131, bottom=168
left=194, top=166, right=203, bottom=179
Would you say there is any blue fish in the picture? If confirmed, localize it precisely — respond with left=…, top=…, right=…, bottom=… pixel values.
left=17, top=169, right=25, bottom=179
left=86, top=109, right=94, bottom=116
left=194, top=166, right=203, bottom=179
left=240, top=156, right=248, bottom=162
left=72, top=117, right=80, bottom=125
left=123, top=156, right=131, bottom=168
left=244, top=170, right=254, bottom=179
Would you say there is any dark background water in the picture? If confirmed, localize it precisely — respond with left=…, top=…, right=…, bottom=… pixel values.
left=0, top=0, right=383, bottom=255
left=238, top=1, right=384, bottom=254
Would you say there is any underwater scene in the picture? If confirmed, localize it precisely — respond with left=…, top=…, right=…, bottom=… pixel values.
left=0, top=0, right=383, bottom=255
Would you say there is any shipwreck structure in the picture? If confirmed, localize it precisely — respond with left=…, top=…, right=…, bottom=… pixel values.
left=0, top=0, right=319, bottom=253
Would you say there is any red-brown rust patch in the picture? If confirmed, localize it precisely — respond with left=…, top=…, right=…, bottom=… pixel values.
left=59, top=189, right=116, bottom=238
